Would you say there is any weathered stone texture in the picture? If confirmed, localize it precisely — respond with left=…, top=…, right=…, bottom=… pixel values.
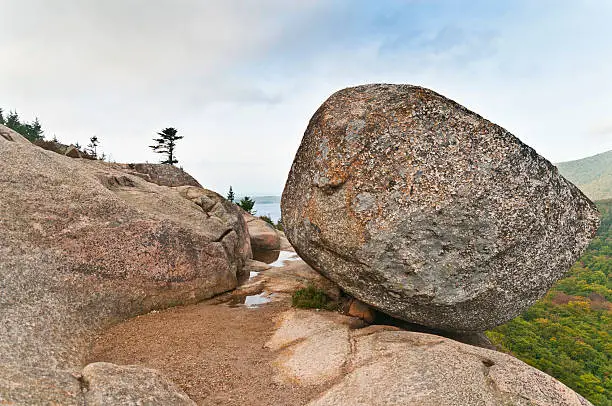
left=81, top=362, right=196, bottom=405
left=0, top=123, right=249, bottom=404
left=122, top=162, right=202, bottom=187
left=282, top=84, right=599, bottom=331
left=243, top=210, right=282, bottom=251
left=267, top=310, right=593, bottom=406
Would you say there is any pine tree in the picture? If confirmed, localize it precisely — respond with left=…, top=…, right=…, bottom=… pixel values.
left=27, top=118, right=44, bottom=141
left=238, top=196, right=256, bottom=214
left=149, top=127, right=183, bottom=165
left=227, top=186, right=235, bottom=202
left=87, top=135, right=100, bottom=158
left=0, top=108, right=5, bottom=125
left=6, top=111, right=20, bottom=129
left=2, top=111, right=44, bottom=141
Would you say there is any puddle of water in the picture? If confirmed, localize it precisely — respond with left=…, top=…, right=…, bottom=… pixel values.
left=249, top=271, right=259, bottom=279
left=244, top=292, right=272, bottom=307
left=226, top=292, right=273, bottom=308
left=269, top=251, right=300, bottom=267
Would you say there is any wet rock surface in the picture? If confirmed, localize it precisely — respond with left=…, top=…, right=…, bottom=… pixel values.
left=282, top=84, right=600, bottom=331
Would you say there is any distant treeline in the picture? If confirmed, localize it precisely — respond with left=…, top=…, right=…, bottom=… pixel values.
left=0, top=107, right=107, bottom=160
left=0, top=108, right=44, bottom=142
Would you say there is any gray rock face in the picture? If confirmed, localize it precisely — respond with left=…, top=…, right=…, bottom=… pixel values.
left=282, top=84, right=600, bottom=332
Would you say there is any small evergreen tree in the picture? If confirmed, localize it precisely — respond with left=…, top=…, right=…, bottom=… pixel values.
left=150, top=127, right=183, bottom=165
left=6, top=111, right=20, bottom=129
left=0, top=108, right=5, bottom=125
left=27, top=118, right=43, bottom=140
left=227, top=186, right=235, bottom=202
left=3, top=110, right=44, bottom=141
left=238, top=196, right=256, bottom=214
left=87, top=136, right=100, bottom=158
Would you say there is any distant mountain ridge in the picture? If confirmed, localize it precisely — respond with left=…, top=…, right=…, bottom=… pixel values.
left=557, top=149, right=612, bottom=201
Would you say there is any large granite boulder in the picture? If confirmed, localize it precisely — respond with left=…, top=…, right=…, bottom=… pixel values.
left=282, top=84, right=600, bottom=332
left=0, top=124, right=250, bottom=404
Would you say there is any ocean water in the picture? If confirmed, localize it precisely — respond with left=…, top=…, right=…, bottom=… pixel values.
left=252, top=195, right=281, bottom=222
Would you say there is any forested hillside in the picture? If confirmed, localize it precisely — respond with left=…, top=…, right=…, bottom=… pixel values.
left=487, top=200, right=612, bottom=406
left=558, top=151, right=612, bottom=201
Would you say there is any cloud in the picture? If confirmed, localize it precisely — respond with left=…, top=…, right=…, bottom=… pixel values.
left=589, top=123, right=612, bottom=137
left=0, top=1, right=323, bottom=93
left=1, top=0, right=611, bottom=194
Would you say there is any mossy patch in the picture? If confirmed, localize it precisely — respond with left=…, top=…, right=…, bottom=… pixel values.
left=292, top=285, right=336, bottom=310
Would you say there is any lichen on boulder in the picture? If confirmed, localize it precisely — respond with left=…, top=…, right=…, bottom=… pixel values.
left=282, top=84, right=600, bottom=332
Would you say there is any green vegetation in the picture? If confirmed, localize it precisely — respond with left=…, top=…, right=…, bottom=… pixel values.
left=1, top=106, right=105, bottom=160
left=0, top=108, right=44, bottom=142
left=150, top=127, right=183, bottom=165
left=259, top=215, right=274, bottom=226
left=275, top=217, right=284, bottom=232
left=238, top=196, right=256, bottom=214
left=258, top=215, right=284, bottom=232
left=292, top=285, right=335, bottom=310
left=557, top=151, right=612, bottom=201
left=487, top=200, right=612, bottom=406
left=87, top=136, right=100, bottom=159
left=226, top=186, right=235, bottom=203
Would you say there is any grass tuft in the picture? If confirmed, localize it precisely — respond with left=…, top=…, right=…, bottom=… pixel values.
left=292, top=285, right=335, bottom=310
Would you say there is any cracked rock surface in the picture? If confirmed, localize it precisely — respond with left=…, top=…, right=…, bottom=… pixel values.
left=0, top=124, right=250, bottom=404
left=88, top=250, right=592, bottom=405
left=282, top=84, right=600, bottom=332
left=269, top=309, right=592, bottom=406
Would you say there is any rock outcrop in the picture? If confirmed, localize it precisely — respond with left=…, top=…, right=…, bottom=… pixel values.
left=84, top=235, right=593, bottom=405
left=121, top=162, right=202, bottom=187
left=64, top=144, right=82, bottom=158
left=0, top=124, right=250, bottom=404
left=267, top=310, right=592, bottom=406
left=282, top=84, right=600, bottom=332
left=243, top=211, right=281, bottom=251
left=81, top=363, right=195, bottom=406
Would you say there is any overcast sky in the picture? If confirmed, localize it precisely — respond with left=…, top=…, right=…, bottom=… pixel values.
left=1, top=1, right=611, bottom=195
